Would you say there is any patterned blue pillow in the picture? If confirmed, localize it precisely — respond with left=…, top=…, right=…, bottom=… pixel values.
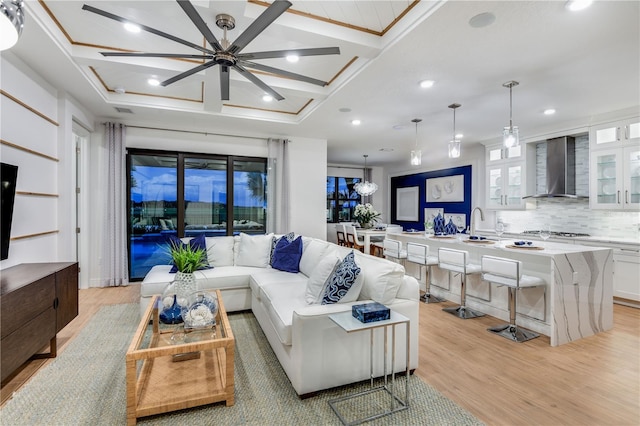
left=270, top=232, right=296, bottom=266
left=168, top=234, right=211, bottom=273
left=271, top=236, right=303, bottom=273
left=321, top=251, right=361, bottom=304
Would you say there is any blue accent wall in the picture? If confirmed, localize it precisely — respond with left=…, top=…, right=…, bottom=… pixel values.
left=390, top=165, right=472, bottom=231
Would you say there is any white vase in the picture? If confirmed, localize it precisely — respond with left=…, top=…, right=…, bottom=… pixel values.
left=173, top=271, right=196, bottom=307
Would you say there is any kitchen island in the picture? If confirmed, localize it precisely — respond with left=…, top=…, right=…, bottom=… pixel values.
left=391, top=232, right=613, bottom=346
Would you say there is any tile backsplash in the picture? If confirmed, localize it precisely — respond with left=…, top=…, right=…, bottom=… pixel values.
left=497, top=198, right=640, bottom=240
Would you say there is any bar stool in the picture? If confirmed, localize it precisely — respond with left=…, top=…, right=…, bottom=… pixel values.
left=383, top=238, right=406, bottom=265
left=481, top=255, right=546, bottom=342
left=406, top=242, right=443, bottom=304
left=336, top=224, right=347, bottom=247
left=438, top=247, right=485, bottom=319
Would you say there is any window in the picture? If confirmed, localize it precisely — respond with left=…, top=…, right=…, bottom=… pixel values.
left=128, top=150, right=267, bottom=280
left=326, top=176, right=362, bottom=223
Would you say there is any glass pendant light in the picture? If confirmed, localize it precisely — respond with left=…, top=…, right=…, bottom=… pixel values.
left=502, top=80, right=520, bottom=149
left=354, top=154, right=378, bottom=196
left=410, top=118, right=422, bottom=166
left=448, top=103, right=461, bottom=158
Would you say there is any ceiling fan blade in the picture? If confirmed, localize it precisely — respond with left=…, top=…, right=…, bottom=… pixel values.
left=233, top=64, right=284, bottom=101
left=82, top=4, right=214, bottom=55
left=176, top=0, right=224, bottom=51
left=220, top=66, right=230, bottom=101
left=161, top=61, right=218, bottom=86
left=101, top=52, right=213, bottom=59
left=228, top=0, right=292, bottom=54
left=240, top=61, right=328, bottom=86
left=237, top=47, right=340, bottom=61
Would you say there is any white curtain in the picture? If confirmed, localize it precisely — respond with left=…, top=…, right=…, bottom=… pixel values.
left=266, top=138, right=290, bottom=234
left=101, top=123, right=128, bottom=287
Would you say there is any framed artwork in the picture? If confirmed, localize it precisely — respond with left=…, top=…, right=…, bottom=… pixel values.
left=396, top=186, right=419, bottom=221
left=444, top=213, right=466, bottom=229
left=424, top=208, right=444, bottom=224
left=426, top=174, right=464, bottom=202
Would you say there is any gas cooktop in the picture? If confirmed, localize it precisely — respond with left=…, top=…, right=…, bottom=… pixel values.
left=522, top=230, right=591, bottom=238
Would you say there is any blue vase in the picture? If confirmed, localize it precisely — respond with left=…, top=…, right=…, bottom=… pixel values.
left=159, top=294, right=184, bottom=324
left=434, top=214, right=445, bottom=235
left=445, top=218, right=457, bottom=235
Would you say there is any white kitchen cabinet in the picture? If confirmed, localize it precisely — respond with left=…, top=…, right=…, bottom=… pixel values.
left=485, top=143, right=533, bottom=210
left=590, top=117, right=640, bottom=149
left=590, top=145, right=640, bottom=210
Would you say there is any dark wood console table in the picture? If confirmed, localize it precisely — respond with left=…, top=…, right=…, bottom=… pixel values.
left=1, top=262, right=78, bottom=382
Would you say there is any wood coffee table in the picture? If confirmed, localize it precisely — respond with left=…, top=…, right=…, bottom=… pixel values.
left=125, top=290, right=234, bottom=425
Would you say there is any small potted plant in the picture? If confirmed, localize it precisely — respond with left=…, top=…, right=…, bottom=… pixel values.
left=353, top=203, right=381, bottom=229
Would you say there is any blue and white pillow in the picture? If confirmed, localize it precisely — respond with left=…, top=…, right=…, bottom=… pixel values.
left=270, top=232, right=295, bottom=266
left=321, top=251, right=361, bottom=305
left=271, top=236, right=303, bottom=273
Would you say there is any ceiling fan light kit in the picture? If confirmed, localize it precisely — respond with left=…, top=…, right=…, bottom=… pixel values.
left=82, top=0, right=340, bottom=101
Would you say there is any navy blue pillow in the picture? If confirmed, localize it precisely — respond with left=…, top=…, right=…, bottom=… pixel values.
left=271, top=235, right=303, bottom=273
left=321, top=251, right=361, bottom=304
left=168, top=234, right=210, bottom=273
left=270, top=232, right=296, bottom=266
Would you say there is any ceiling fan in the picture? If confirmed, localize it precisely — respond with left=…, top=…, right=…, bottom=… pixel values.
left=82, top=0, right=340, bottom=101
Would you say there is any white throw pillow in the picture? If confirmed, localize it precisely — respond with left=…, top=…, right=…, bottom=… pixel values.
left=205, top=236, right=235, bottom=267
left=305, top=251, right=340, bottom=304
left=299, top=239, right=329, bottom=276
left=235, top=233, right=273, bottom=267
left=354, top=252, right=404, bottom=305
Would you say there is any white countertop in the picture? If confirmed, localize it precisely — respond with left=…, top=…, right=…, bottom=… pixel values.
left=474, top=228, right=640, bottom=249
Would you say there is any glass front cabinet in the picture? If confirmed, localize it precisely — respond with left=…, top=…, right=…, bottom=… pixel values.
left=590, top=146, right=640, bottom=210
left=485, top=143, right=529, bottom=210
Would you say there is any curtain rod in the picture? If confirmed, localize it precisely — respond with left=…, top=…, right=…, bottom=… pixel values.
left=104, top=123, right=269, bottom=141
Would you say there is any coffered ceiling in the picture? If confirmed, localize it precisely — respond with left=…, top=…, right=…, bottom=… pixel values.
left=6, top=1, right=640, bottom=166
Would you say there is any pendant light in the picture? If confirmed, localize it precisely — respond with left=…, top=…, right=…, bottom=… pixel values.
left=448, top=103, right=461, bottom=158
left=410, top=118, right=422, bottom=166
left=0, top=0, right=24, bottom=51
left=354, top=154, right=378, bottom=196
left=502, top=80, right=520, bottom=149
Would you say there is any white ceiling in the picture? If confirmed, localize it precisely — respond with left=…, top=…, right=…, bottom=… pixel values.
left=7, top=0, right=640, bottom=167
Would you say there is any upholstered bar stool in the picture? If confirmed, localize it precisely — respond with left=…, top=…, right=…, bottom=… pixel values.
left=406, top=242, right=443, bottom=303
left=481, top=255, right=546, bottom=342
left=438, top=247, right=484, bottom=319
left=383, top=238, right=407, bottom=266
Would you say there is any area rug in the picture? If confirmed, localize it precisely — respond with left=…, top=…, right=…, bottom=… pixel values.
left=0, top=304, right=483, bottom=425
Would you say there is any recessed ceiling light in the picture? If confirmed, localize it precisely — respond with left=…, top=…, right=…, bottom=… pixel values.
left=392, top=125, right=404, bottom=130
left=379, top=148, right=394, bottom=152
left=286, top=55, right=299, bottom=63
left=544, top=108, right=556, bottom=115
left=455, top=133, right=464, bottom=139
left=124, top=22, right=141, bottom=33
left=351, top=119, right=361, bottom=125
left=565, top=0, right=593, bottom=11
left=419, top=80, right=435, bottom=89
left=469, top=12, right=496, bottom=28
left=114, top=86, right=126, bottom=94
left=339, top=107, right=352, bottom=113
left=147, top=78, right=160, bottom=86
left=262, top=94, right=273, bottom=102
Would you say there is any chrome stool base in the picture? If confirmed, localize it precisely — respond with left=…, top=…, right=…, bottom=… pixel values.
left=420, top=292, right=444, bottom=303
left=488, top=324, right=540, bottom=343
left=443, top=305, right=485, bottom=319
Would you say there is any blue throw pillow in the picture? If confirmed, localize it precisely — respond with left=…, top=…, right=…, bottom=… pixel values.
left=168, top=234, right=210, bottom=273
left=270, top=232, right=296, bottom=266
left=321, top=251, right=361, bottom=305
left=271, top=235, right=303, bottom=273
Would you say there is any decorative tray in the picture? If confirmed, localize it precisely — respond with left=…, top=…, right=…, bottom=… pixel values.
left=430, top=235, right=455, bottom=239
left=505, top=244, right=544, bottom=250
left=464, top=239, right=495, bottom=244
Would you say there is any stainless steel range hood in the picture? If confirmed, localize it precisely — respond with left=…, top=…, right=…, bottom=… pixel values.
left=523, top=136, right=587, bottom=199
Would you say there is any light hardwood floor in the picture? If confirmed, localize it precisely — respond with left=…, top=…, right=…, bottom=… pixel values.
left=2, top=285, right=639, bottom=425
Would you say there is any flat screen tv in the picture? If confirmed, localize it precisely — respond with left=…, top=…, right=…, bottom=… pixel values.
left=1, top=162, right=18, bottom=260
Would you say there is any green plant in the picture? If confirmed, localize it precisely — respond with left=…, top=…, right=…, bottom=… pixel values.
left=353, top=203, right=381, bottom=225
left=166, top=241, right=209, bottom=273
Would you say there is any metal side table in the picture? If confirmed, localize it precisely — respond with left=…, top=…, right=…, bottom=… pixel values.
left=328, top=310, right=410, bottom=425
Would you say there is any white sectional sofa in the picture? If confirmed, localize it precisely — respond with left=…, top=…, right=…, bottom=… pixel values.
left=140, top=233, right=420, bottom=396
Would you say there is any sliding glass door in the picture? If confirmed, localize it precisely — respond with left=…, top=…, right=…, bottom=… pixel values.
left=128, top=150, right=267, bottom=280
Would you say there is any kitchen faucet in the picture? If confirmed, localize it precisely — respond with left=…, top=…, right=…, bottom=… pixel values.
left=470, top=207, right=485, bottom=236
